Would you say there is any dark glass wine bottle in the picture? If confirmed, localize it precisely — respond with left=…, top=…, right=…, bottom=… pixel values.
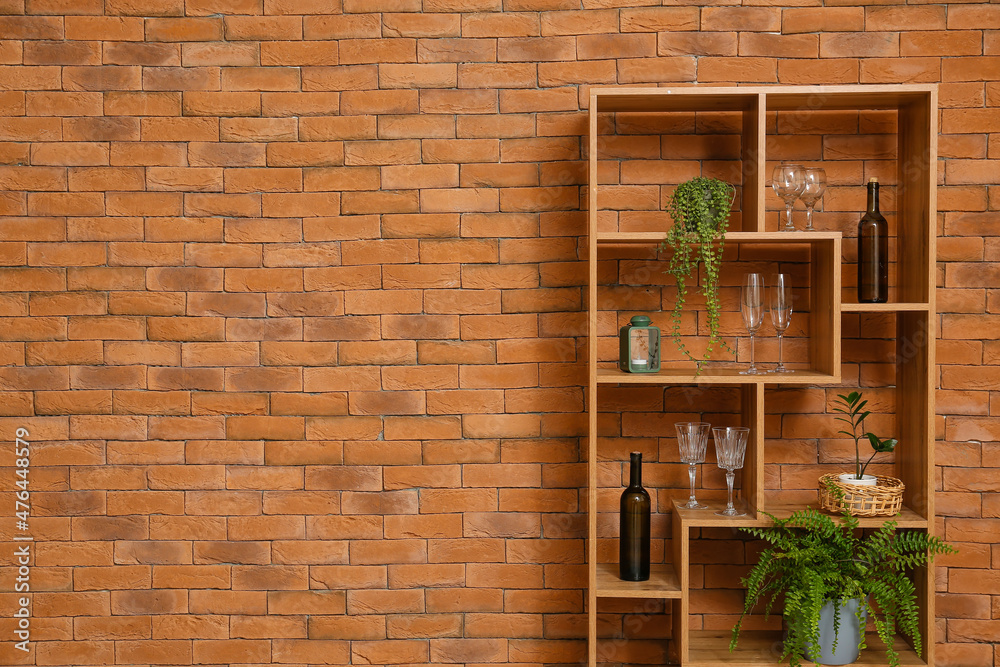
left=857, top=177, right=888, bottom=303
left=619, top=451, right=650, bottom=581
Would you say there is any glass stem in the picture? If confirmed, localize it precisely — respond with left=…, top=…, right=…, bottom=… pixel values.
left=785, top=202, right=794, bottom=230
left=749, top=332, right=756, bottom=371
left=688, top=463, right=698, bottom=504
left=805, top=205, right=814, bottom=231
left=726, top=470, right=736, bottom=512
left=777, top=332, right=784, bottom=369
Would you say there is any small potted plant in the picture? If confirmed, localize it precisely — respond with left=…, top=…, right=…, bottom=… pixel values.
left=658, top=176, right=737, bottom=369
left=834, top=390, right=897, bottom=485
left=730, top=507, right=954, bottom=667
left=819, top=391, right=903, bottom=516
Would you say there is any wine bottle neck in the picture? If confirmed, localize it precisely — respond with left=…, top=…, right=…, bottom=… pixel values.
left=629, top=453, right=642, bottom=487
left=867, top=181, right=880, bottom=213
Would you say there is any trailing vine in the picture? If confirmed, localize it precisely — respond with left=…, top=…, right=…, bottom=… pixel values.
left=730, top=504, right=955, bottom=667
left=658, top=177, right=737, bottom=370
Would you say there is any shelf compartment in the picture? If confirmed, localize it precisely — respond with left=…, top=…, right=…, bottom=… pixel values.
left=688, top=629, right=925, bottom=666
left=595, top=562, right=682, bottom=599
left=591, top=233, right=842, bottom=381
left=596, top=368, right=839, bottom=386
left=590, top=87, right=761, bottom=235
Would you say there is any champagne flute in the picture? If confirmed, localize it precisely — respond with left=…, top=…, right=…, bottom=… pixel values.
left=799, top=168, right=827, bottom=232
left=769, top=273, right=793, bottom=374
left=675, top=422, right=711, bottom=510
left=772, top=162, right=806, bottom=232
left=713, top=426, right=749, bottom=517
left=739, top=273, right=765, bottom=375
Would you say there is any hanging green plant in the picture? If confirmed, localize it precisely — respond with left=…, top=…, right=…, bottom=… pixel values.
left=658, top=176, right=737, bottom=370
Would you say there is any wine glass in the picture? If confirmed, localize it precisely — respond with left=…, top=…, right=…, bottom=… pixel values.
left=713, top=426, right=749, bottom=517
left=799, top=168, right=827, bottom=232
left=769, top=273, right=793, bottom=374
left=675, top=422, right=711, bottom=510
left=739, top=273, right=765, bottom=375
left=772, top=163, right=806, bottom=232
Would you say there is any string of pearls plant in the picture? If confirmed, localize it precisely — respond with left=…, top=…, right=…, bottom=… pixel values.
left=659, top=176, right=737, bottom=370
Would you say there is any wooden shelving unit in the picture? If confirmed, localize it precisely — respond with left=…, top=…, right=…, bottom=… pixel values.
left=687, top=631, right=925, bottom=667
left=586, top=85, right=937, bottom=666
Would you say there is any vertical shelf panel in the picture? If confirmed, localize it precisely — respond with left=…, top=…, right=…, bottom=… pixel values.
left=741, top=384, right=764, bottom=515
left=896, top=309, right=936, bottom=666
left=742, top=93, right=765, bottom=233
left=897, top=90, right=937, bottom=305
left=586, top=91, right=600, bottom=667
left=671, top=505, right=688, bottom=665
left=810, top=237, right=842, bottom=379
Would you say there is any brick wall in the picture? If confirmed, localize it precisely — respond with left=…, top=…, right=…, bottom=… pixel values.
left=0, top=1, right=997, bottom=666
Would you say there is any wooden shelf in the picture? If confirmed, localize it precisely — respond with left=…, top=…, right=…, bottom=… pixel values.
left=673, top=499, right=929, bottom=529
left=590, top=84, right=936, bottom=114
left=594, top=563, right=681, bottom=599
left=596, top=231, right=840, bottom=245
left=673, top=500, right=761, bottom=526
left=762, top=502, right=929, bottom=528
left=688, top=630, right=925, bottom=666
left=596, top=368, right=839, bottom=386
left=592, top=87, right=760, bottom=113
left=841, top=302, right=930, bottom=312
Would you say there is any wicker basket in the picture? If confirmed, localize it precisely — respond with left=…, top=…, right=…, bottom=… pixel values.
left=818, top=473, right=904, bottom=517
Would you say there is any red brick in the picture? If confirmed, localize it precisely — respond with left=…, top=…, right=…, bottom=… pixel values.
left=188, top=590, right=266, bottom=615
left=425, top=587, right=502, bottom=612
left=182, top=42, right=257, bottom=67
left=35, top=641, right=115, bottom=665
left=341, top=89, right=421, bottom=115
left=230, top=615, right=307, bottom=639
left=310, top=615, right=386, bottom=640
left=859, top=57, right=940, bottom=84
left=302, top=13, right=379, bottom=40
left=224, top=15, right=302, bottom=40
left=104, top=41, right=180, bottom=66
left=193, top=639, right=270, bottom=664
left=63, top=65, right=142, bottom=91
left=75, top=565, right=152, bottom=590
left=108, top=491, right=184, bottom=516
left=222, top=66, right=300, bottom=92
left=273, top=639, right=351, bottom=665
left=145, top=17, right=222, bottom=42
left=232, top=563, right=307, bottom=589
left=193, top=541, right=269, bottom=566
left=222, top=117, right=298, bottom=142
left=0, top=16, right=63, bottom=40
left=183, top=91, right=260, bottom=117
left=74, top=615, right=151, bottom=640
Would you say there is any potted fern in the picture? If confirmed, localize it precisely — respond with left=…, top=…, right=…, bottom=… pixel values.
left=658, top=176, right=736, bottom=369
left=730, top=507, right=954, bottom=667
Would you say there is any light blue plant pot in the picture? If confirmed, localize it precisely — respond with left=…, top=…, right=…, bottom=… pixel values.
left=804, top=598, right=868, bottom=665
